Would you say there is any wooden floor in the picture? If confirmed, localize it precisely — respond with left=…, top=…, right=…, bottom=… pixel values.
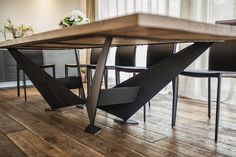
left=0, top=87, right=236, bottom=157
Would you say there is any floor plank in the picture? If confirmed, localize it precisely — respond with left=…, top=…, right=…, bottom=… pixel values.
left=18, top=100, right=179, bottom=157
left=7, top=129, right=69, bottom=157
left=12, top=94, right=230, bottom=157
left=0, top=96, right=144, bottom=157
left=0, top=110, right=25, bottom=134
left=0, top=131, right=27, bottom=157
left=0, top=87, right=235, bottom=157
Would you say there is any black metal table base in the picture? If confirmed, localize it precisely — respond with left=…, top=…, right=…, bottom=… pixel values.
left=98, top=42, right=213, bottom=121
left=114, top=119, right=139, bottom=125
left=84, top=124, right=101, bottom=134
left=8, top=40, right=213, bottom=138
left=8, top=48, right=85, bottom=110
left=85, top=37, right=113, bottom=133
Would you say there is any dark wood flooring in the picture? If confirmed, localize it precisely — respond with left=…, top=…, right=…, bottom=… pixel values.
left=0, top=87, right=235, bottom=157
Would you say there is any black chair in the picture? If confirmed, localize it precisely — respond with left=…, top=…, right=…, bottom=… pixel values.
left=17, top=50, right=55, bottom=101
left=56, top=49, right=85, bottom=109
left=114, top=44, right=176, bottom=83
left=113, top=46, right=146, bottom=122
left=172, top=40, right=236, bottom=142
left=65, top=50, right=87, bottom=78
left=145, top=44, right=177, bottom=121
left=146, top=44, right=178, bottom=117
left=86, top=48, right=108, bottom=93
left=114, top=46, right=137, bottom=85
left=65, top=48, right=109, bottom=96
left=114, top=44, right=176, bottom=122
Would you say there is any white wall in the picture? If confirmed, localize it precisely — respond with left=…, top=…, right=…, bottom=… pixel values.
left=0, top=0, right=86, bottom=40
left=0, top=0, right=87, bottom=79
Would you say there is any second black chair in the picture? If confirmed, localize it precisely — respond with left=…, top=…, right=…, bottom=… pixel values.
left=114, top=44, right=176, bottom=122
left=172, top=40, right=236, bottom=142
left=65, top=48, right=109, bottom=96
left=17, top=50, right=55, bottom=101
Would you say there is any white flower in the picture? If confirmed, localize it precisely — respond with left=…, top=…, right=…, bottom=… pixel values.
left=84, top=17, right=90, bottom=23
left=59, top=10, right=90, bottom=28
left=70, top=10, right=86, bottom=22
left=71, top=10, right=85, bottom=17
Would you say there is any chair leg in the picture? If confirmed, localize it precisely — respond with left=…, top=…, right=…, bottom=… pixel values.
left=143, top=103, right=146, bottom=122
left=86, top=68, right=91, bottom=96
left=52, top=66, right=56, bottom=78
left=65, top=65, right=68, bottom=77
left=215, top=75, right=222, bottom=143
left=104, top=68, right=108, bottom=89
left=17, top=66, right=20, bottom=97
left=79, top=87, right=86, bottom=101
left=115, top=70, right=120, bottom=85
left=23, top=72, right=27, bottom=102
left=172, top=76, right=179, bottom=127
left=208, top=77, right=211, bottom=119
left=133, top=72, right=136, bottom=77
left=148, top=101, right=151, bottom=108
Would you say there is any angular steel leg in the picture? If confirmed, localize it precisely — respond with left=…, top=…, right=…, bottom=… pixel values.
left=8, top=48, right=85, bottom=109
left=85, top=37, right=112, bottom=134
left=99, top=42, right=213, bottom=121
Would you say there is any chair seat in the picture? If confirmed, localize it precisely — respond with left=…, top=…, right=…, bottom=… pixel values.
left=65, top=63, right=115, bottom=71
left=115, top=66, right=146, bottom=73
left=80, top=64, right=88, bottom=68
left=65, top=63, right=88, bottom=68
left=106, top=65, right=116, bottom=70
left=87, top=64, right=97, bottom=69
left=19, top=64, right=55, bottom=70
left=39, top=64, right=55, bottom=68
left=87, top=64, right=116, bottom=70
left=65, top=63, right=77, bottom=67
left=181, top=69, right=236, bottom=78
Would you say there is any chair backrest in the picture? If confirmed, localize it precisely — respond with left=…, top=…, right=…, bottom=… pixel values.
left=90, top=48, right=103, bottom=64
left=19, top=50, right=44, bottom=65
left=146, top=44, right=175, bottom=67
left=209, top=40, right=236, bottom=71
left=115, top=46, right=136, bottom=66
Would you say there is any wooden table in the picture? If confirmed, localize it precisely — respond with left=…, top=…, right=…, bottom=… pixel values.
left=1, top=13, right=236, bottom=141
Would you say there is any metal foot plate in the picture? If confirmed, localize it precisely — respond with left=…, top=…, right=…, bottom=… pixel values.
left=85, top=124, right=101, bottom=134
left=114, top=119, right=139, bottom=125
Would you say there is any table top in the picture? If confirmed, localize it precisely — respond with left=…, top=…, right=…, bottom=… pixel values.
left=1, top=13, right=236, bottom=50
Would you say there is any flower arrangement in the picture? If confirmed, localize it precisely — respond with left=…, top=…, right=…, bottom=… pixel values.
left=4, top=19, right=33, bottom=39
left=0, top=28, right=6, bottom=41
left=59, top=10, right=90, bottom=28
